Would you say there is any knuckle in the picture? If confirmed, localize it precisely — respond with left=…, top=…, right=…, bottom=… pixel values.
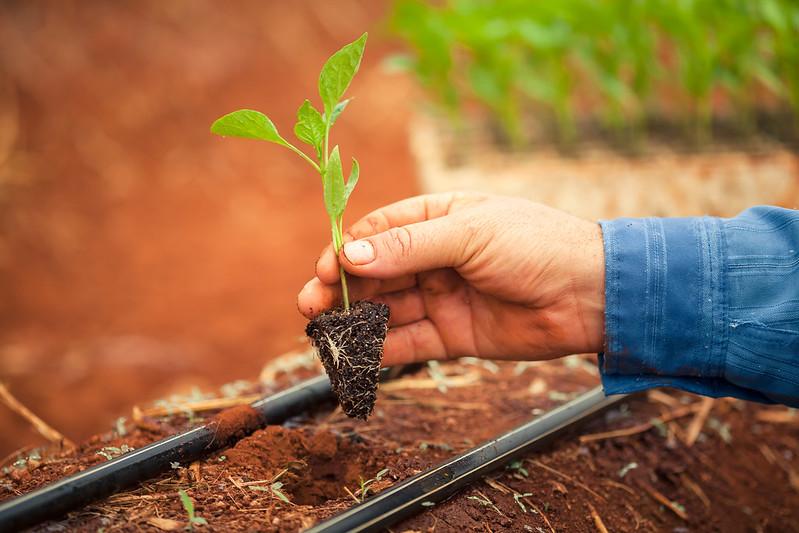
left=387, top=226, right=414, bottom=259
left=365, top=214, right=384, bottom=235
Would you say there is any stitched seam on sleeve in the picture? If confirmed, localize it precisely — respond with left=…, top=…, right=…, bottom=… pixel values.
left=712, top=217, right=730, bottom=378
left=696, top=218, right=711, bottom=377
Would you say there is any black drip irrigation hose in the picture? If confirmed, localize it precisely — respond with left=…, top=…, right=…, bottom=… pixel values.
left=0, top=374, right=336, bottom=532
left=307, top=386, right=628, bottom=533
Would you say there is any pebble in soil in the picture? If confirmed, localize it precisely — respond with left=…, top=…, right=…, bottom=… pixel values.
left=306, top=300, right=389, bottom=420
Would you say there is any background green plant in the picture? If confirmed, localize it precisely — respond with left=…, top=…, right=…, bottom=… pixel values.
left=389, top=0, right=799, bottom=148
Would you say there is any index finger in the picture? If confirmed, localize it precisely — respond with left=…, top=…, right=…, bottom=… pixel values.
left=316, top=192, right=483, bottom=284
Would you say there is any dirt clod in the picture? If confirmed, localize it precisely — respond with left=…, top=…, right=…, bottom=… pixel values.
left=208, top=405, right=263, bottom=444
left=306, top=301, right=389, bottom=420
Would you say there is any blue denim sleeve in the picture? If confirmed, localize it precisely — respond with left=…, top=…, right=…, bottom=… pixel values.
left=598, top=206, right=799, bottom=407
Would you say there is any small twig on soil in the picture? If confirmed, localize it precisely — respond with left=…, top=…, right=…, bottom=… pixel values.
left=525, top=497, right=555, bottom=533
left=485, top=478, right=554, bottom=532
left=623, top=502, right=643, bottom=530
left=579, top=402, right=701, bottom=443
left=0, top=382, right=75, bottom=449
left=379, top=371, right=481, bottom=392
left=588, top=502, right=609, bottom=533
left=603, top=479, right=636, bottom=496
left=133, top=394, right=261, bottom=420
left=680, top=474, right=710, bottom=508
left=641, top=483, right=688, bottom=520
left=667, top=420, right=688, bottom=446
left=759, top=444, right=799, bottom=492
left=475, top=490, right=506, bottom=517
left=484, top=478, right=510, bottom=494
left=146, top=516, right=182, bottom=531
left=189, top=461, right=202, bottom=483
left=756, top=409, right=797, bottom=424
left=684, top=397, right=715, bottom=446
left=382, top=395, right=489, bottom=411
left=343, top=485, right=360, bottom=504
left=647, top=389, right=681, bottom=407
left=528, top=459, right=606, bottom=501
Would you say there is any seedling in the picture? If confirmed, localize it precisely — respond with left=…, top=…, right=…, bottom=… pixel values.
left=507, top=460, right=529, bottom=478
left=178, top=489, right=207, bottom=530
left=467, top=490, right=504, bottom=516
left=248, top=482, right=292, bottom=504
left=344, top=467, right=389, bottom=503
left=390, top=1, right=799, bottom=148
left=211, top=33, right=367, bottom=310
left=211, top=34, right=389, bottom=420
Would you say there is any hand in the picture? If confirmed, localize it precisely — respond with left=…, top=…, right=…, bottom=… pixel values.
left=298, top=192, right=605, bottom=367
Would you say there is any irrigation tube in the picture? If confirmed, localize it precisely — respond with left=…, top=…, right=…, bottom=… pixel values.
left=0, top=374, right=334, bottom=532
left=307, top=386, right=628, bottom=533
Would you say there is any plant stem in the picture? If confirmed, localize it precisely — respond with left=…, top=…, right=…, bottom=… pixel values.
left=324, top=119, right=331, bottom=168
left=339, top=264, right=350, bottom=310
left=322, top=115, right=350, bottom=310
left=330, top=216, right=350, bottom=311
left=285, top=142, right=321, bottom=173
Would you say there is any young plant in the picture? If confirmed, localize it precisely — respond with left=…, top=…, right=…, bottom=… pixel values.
left=210, top=33, right=367, bottom=310
left=211, top=33, right=390, bottom=421
left=346, top=467, right=390, bottom=503
left=178, top=489, right=207, bottom=530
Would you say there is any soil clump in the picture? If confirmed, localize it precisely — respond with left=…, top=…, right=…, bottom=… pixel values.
left=208, top=405, right=263, bottom=444
left=306, top=301, right=389, bottom=420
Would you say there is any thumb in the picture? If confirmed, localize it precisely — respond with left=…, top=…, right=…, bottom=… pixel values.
left=340, top=217, right=468, bottom=279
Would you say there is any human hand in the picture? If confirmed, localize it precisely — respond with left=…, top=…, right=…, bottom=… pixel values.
left=298, top=192, right=605, bottom=367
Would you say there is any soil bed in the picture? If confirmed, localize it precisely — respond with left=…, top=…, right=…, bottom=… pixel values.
left=2, top=357, right=798, bottom=532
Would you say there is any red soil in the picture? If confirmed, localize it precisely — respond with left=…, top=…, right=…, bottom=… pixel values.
left=2, top=360, right=798, bottom=532
left=208, top=405, right=262, bottom=444
left=0, top=0, right=419, bottom=455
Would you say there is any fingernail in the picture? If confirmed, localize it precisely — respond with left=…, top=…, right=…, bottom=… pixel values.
left=343, top=240, right=375, bottom=265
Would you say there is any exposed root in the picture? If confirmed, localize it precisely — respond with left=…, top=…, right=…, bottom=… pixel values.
left=324, top=332, right=345, bottom=368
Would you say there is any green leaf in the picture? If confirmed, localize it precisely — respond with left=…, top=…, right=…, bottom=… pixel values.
left=344, top=157, right=359, bottom=204
left=271, top=482, right=291, bottom=504
left=210, top=109, right=288, bottom=146
left=178, top=489, right=195, bottom=520
left=294, top=100, right=325, bottom=158
left=319, top=33, right=368, bottom=116
left=323, top=146, right=346, bottom=219
left=192, top=517, right=208, bottom=526
left=329, top=99, right=351, bottom=126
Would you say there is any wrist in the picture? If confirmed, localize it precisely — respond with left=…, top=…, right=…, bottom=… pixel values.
left=573, top=222, right=606, bottom=353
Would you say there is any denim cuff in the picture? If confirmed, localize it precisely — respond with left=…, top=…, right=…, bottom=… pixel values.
left=598, top=216, right=744, bottom=398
